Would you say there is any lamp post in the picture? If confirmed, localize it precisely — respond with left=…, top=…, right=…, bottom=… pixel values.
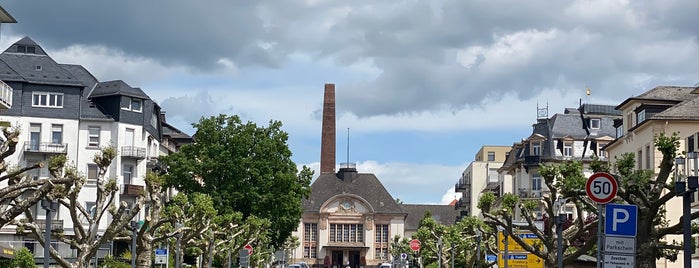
left=41, top=200, right=58, bottom=268
left=437, top=236, right=442, bottom=268
left=475, top=230, right=482, bottom=268
left=131, top=220, right=138, bottom=268
left=554, top=197, right=567, bottom=268
left=675, top=154, right=699, bottom=268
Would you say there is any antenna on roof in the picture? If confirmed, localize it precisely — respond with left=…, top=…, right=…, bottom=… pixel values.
left=346, top=127, right=350, bottom=169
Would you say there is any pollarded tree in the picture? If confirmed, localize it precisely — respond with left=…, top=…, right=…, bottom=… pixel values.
left=480, top=133, right=698, bottom=268
left=0, top=127, right=74, bottom=228
left=163, top=114, right=313, bottom=246
left=14, top=147, right=142, bottom=268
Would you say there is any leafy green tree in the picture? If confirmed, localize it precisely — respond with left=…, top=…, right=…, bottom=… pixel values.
left=480, top=133, right=697, bottom=268
left=413, top=212, right=489, bottom=268
left=163, top=114, right=313, bottom=246
left=0, top=247, right=34, bottom=268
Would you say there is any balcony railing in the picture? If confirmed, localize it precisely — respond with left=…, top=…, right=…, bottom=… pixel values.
left=35, top=219, right=63, bottom=231
left=24, top=142, right=67, bottom=154
left=121, top=146, right=146, bottom=159
left=0, top=80, right=12, bottom=110
left=121, top=184, right=144, bottom=196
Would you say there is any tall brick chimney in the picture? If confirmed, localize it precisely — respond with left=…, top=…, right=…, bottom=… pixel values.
left=320, top=83, right=336, bottom=173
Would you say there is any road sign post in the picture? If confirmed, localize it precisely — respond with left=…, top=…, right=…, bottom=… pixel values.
left=586, top=172, right=618, bottom=268
left=155, top=249, right=168, bottom=265
left=244, top=244, right=253, bottom=256
left=605, top=204, right=638, bottom=237
left=410, top=239, right=421, bottom=252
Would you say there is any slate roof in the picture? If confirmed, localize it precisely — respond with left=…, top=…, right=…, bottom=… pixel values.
left=400, top=204, right=459, bottom=231
left=163, top=121, right=193, bottom=140
left=0, top=37, right=82, bottom=86
left=302, top=171, right=405, bottom=214
left=90, top=80, right=150, bottom=99
left=616, top=86, right=696, bottom=109
left=59, top=64, right=114, bottom=121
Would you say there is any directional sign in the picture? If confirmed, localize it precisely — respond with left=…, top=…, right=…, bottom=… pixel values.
left=604, top=236, right=636, bottom=254
left=155, top=249, right=167, bottom=264
left=497, top=232, right=540, bottom=251
left=586, top=172, right=618, bottom=204
left=603, top=254, right=635, bottom=268
left=605, top=203, right=638, bottom=237
left=486, top=255, right=497, bottom=263
left=400, top=253, right=407, bottom=260
left=409, top=239, right=421, bottom=251
left=497, top=253, right=544, bottom=268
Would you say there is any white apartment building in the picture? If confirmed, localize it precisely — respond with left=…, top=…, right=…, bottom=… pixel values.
left=454, top=145, right=511, bottom=219
left=0, top=36, right=191, bottom=262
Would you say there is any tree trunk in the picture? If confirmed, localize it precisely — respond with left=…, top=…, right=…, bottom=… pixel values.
left=137, top=236, right=154, bottom=268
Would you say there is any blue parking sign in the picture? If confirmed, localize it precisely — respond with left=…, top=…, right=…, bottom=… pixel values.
left=605, top=203, right=638, bottom=237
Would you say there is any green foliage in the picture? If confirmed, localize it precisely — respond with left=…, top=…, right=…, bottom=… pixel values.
left=162, top=114, right=312, bottom=246
left=14, top=247, right=34, bottom=268
left=101, top=255, right=131, bottom=268
left=500, top=193, right=519, bottom=214
left=477, top=192, right=496, bottom=213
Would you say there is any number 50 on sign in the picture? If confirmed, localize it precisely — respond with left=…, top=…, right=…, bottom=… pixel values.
left=586, top=172, right=618, bottom=204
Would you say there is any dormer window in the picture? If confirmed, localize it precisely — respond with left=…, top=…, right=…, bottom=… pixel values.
left=35, top=65, right=42, bottom=71
left=17, top=45, right=37, bottom=54
left=121, top=96, right=142, bottom=112
left=590, top=118, right=601, bottom=129
left=532, top=143, right=541, bottom=156
left=637, top=110, right=646, bottom=124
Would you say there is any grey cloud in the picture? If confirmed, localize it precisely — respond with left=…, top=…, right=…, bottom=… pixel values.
left=159, top=90, right=220, bottom=132
left=5, top=1, right=699, bottom=118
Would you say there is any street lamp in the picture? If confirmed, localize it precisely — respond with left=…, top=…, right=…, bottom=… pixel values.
left=41, top=199, right=58, bottom=268
left=675, top=154, right=698, bottom=268
left=553, top=197, right=567, bottom=268
left=131, top=220, right=138, bottom=268
left=474, top=229, right=482, bottom=268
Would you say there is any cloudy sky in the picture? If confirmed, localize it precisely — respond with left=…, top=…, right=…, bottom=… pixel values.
left=2, top=1, right=699, bottom=204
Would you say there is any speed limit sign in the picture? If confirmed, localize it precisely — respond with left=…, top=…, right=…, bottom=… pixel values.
left=585, top=172, right=618, bottom=204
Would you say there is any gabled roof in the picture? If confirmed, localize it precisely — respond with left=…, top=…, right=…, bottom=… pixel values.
left=89, top=80, right=150, bottom=99
left=400, top=204, right=458, bottom=231
left=302, top=172, right=405, bottom=214
left=163, top=121, right=193, bottom=140
left=0, top=37, right=82, bottom=86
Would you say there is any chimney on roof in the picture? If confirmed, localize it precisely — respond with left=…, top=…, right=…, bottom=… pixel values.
left=160, top=111, right=167, bottom=123
left=320, top=83, right=336, bottom=173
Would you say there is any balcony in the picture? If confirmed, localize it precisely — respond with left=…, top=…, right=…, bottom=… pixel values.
left=121, top=146, right=146, bottom=160
left=0, top=80, right=12, bottom=110
left=517, top=188, right=543, bottom=199
left=121, top=184, right=144, bottom=196
left=24, top=142, right=67, bottom=154
left=35, top=219, right=63, bottom=231
left=524, top=155, right=541, bottom=166
left=455, top=177, right=471, bottom=191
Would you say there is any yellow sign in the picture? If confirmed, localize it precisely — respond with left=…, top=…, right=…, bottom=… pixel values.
left=497, top=253, right=544, bottom=268
left=497, top=232, right=541, bottom=251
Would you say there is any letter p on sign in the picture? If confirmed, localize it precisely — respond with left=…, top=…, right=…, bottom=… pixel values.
left=605, top=203, right=638, bottom=237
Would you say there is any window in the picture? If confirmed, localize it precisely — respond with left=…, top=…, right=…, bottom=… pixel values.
left=85, top=202, right=96, bottom=218
left=563, top=142, right=573, bottom=157
left=532, top=143, right=541, bottom=156
left=121, top=96, right=142, bottom=112
left=616, top=126, right=623, bottom=138
left=303, top=223, right=317, bottom=259
left=487, top=151, right=495, bottom=161
left=645, top=145, right=651, bottom=170
left=637, top=110, right=646, bottom=124
left=29, top=123, right=41, bottom=150
left=637, top=150, right=643, bottom=170
left=532, top=176, right=542, bottom=191
left=88, top=126, right=100, bottom=147
left=329, top=224, right=364, bottom=243
left=32, top=92, right=63, bottom=108
left=374, top=224, right=389, bottom=260
left=590, top=118, right=601, bottom=129
left=598, top=143, right=608, bottom=158
left=51, top=124, right=62, bottom=144
left=123, top=164, right=134, bottom=184
left=87, top=164, right=98, bottom=184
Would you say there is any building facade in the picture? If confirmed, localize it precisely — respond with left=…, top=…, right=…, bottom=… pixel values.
left=0, top=37, right=191, bottom=261
left=603, top=86, right=699, bottom=267
left=454, top=145, right=511, bottom=219
left=291, top=84, right=457, bottom=268
left=498, top=104, right=620, bottom=220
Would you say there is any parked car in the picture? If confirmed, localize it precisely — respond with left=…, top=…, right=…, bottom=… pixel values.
left=288, top=264, right=301, bottom=268
left=379, top=263, right=392, bottom=268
